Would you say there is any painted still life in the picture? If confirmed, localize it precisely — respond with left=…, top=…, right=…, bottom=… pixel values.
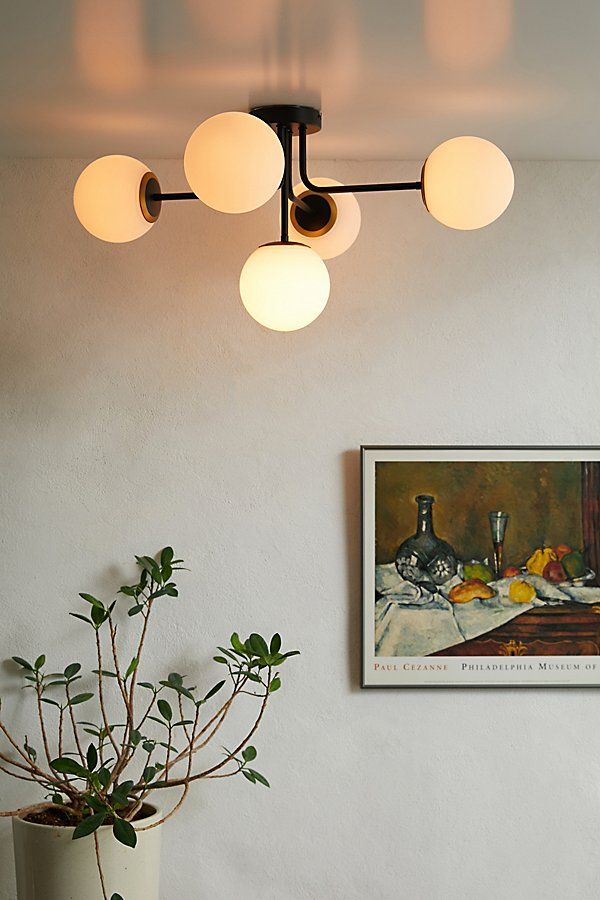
left=361, top=447, right=600, bottom=687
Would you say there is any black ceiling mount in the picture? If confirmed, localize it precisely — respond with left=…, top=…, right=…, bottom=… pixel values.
left=250, top=104, right=322, bottom=135
left=148, top=102, right=423, bottom=244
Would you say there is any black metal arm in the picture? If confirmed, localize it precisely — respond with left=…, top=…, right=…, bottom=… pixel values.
left=298, top=125, right=422, bottom=195
left=151, top=191, right=197, bottom=201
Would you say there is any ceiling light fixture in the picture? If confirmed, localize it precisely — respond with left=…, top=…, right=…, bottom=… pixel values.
left=74, top=104, right=514, bottom=330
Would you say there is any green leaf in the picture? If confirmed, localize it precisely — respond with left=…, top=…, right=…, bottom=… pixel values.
left=138, top=682, right=155, bottom=691
left=136, top=555, right=161, bottom=583
left=143, top=765, right=157, bottom=783
left=160, top=547, right=174, bottom=567
left=34, top=654, right=46, bottom=670
left=270, top=634, right=282, bottom=655
left=85, top=793, right=108, bottom=813
left=213, top=656, right=228, bottom=665
left=51, top=757, right=89, bottom=778
left=64, top=663, right=82, bottom=680
left=147, top=715, right=168, bottom=728
left=168, top=672, right=183, bottom=686
left=24, top=741, right=37, bottom=761
left=269, top=677, right=281, bottom=693
left=142, top=740, right=155, bottom=753
left=72, top=812, right=105, bottom=840
left=130, top=729, right=142, bottom=747
left=242, top=769, right=256, bottom=783
left=51, top=793, right=64, bottom=804
left=97, top=767, right=111, bottom=789
left=163, top=584, right=178, bottom=597
left=12, top=656, right=34, bottom=671
left=111, top=894, right=125, bottom=900
left=91, top=605, right=107, bottom=628
left=69, top=693, right=94, bottom=706
left=41, top=698, right=61, bottom=708
left=125, top=656, right=139, bottom=679
left=86, top=744, right=98, bottom=772
left=242, top=745, right=257, bottom=762
left=128, top=605, right=144, bottom=617
left=119, top=584, right=136, bottom=596
left=230, top=633, right=247, bottom=655
left=92, top=669, right=118, bottom=679
left=249, top=634, right=269, bottom=658
left=79, top=593, right=103, bottom=609
left=70, top=613, right=92, bottom=626
left=161, top=564, right=173, bottom=582
left=113, top=816, right=137, bottom=848
left=203, top=680, right=225, bottom=702
left=246, top=768, right=270, bottom=788
left=157, top=699, right=172, bottom=722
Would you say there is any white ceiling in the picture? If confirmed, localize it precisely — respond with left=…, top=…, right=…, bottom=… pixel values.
left=2, top=0, right=600, bottom=160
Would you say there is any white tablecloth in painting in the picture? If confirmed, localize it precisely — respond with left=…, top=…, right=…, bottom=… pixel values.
left=375, top=563, right=600, bottom=657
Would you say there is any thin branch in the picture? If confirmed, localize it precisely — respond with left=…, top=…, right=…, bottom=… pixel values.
left=152, top=672, right=271, bottom=790
left=65, top=683, right=85, bottom=764
left=95, top=631, right=120, bottom=755
left=0, top=801, right=70, bottom=819
left=0, top=763, right=39, bottom=783
left=109, top=620, right=131, bottom=720
left=34, top=679, right=53, bottom=768
left=93, top=832, right=109, bottom=900
left=137, top=703, right=200, bottom=830
left=58, top=707, right=64, bottom=760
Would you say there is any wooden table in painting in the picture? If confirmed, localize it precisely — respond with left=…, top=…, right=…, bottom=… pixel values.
left=431, top=603, right=600, bottom=656
left=375, top=563, right=600, bottom=658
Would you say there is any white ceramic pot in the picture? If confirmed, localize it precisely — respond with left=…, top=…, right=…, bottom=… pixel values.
left=12, top=805, right=162, bottom=900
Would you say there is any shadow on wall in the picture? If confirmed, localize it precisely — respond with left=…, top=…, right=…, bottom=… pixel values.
left=342, top=449, right=362, bottom=691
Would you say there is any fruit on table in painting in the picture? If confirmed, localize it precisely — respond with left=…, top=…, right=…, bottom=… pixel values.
left=542, top=559, right=567, bottom=583
left=554, top=544, right=572, bottom=560
left=502, top=565, right=520, bottom=577
left=462, top=562, right=494, bottom=583
left=525, top=546, right=557, bottom=576
left=561, top=550, right=586, bottom=579
left=448, top=578, right=496, bottom=603
left=508, top=580, right=537, bottom=603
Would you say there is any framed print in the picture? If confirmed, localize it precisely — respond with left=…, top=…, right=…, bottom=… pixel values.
left=361, top=446, right=600, bottom=687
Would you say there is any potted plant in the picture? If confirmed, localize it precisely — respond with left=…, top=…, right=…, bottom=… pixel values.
left=1, top=548, right=299, bottom=900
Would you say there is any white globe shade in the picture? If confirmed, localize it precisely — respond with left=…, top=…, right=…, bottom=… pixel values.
left=240, top=242, right=330, bottom=332
left=74, top=155, right=155, bottom=243
left=184, top=111, right=284, bottom=214
left=287, top=178, right=361, bottom=259
left=422, top=136, right=514, bottom=230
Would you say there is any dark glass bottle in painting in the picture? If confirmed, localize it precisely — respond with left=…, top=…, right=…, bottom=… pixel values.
left=395, top=495, right=457, bottom=588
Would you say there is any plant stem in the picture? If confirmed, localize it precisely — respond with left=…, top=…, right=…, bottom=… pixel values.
left=95, top=631, right=120, bottom=755
left=65, top=683, right=85, bottom=764
left=93, top=831, right=108, bottom=900
left=34, top=678, right=53, bottom=768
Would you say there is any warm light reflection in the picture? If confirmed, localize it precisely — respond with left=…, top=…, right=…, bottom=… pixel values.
left=74, top=0, right=146, bottom=93
left=424, top=0, right=513, bottom=71
left=186, top=0, right=279, bottom=47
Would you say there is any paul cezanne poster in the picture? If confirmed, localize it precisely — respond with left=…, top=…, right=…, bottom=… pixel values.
left=361, top=447, right=600, bottom=687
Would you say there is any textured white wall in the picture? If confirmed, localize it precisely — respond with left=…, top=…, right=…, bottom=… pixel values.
left=1, top=159, right=600, bottom=900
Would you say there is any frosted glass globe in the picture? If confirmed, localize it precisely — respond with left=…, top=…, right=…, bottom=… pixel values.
left=288, top=178, right=361, bottom=259
left=240, top=242, right=330, bottom=332
left=422, top=136, right=514, bottom=229
left=74, top=155, right=155, bottom=242
left=184, top=112, right=284, bottom=214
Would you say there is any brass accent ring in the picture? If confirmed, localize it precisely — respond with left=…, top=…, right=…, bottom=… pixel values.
left=140, top=171, right=161, bottom=223
left=290, top=189, right=338, bottom=238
